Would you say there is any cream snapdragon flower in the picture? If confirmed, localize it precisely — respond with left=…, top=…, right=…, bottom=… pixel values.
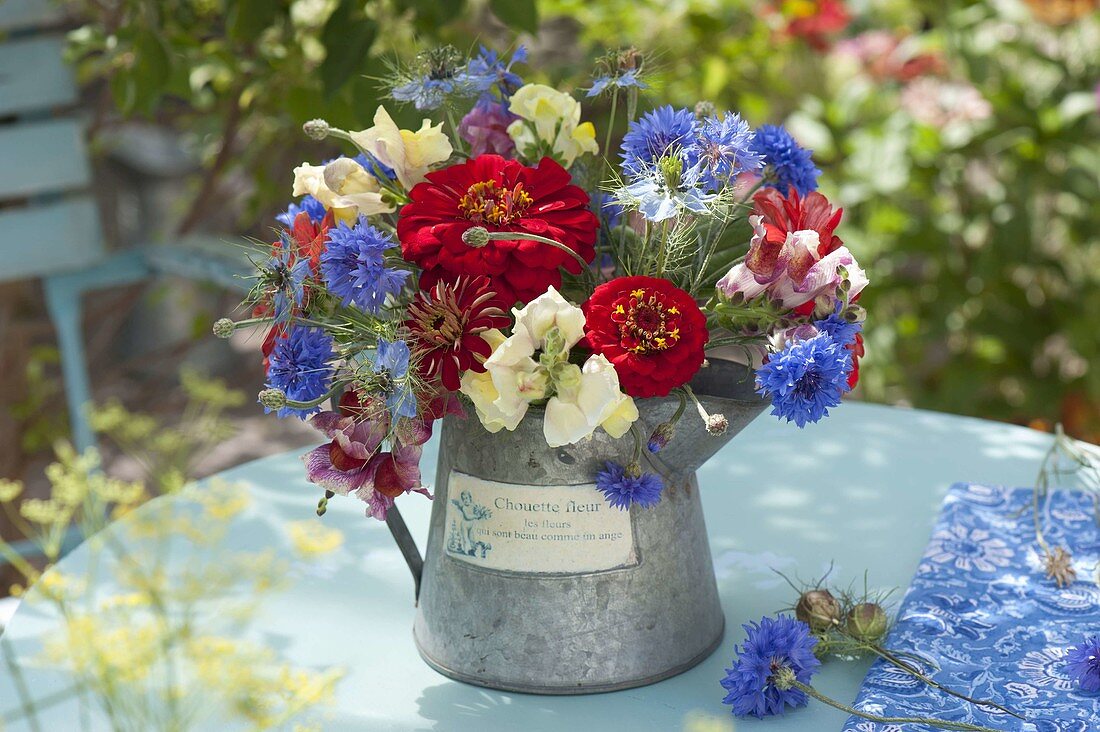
left=349, top=105, right=452, bottom=191
left=459, top=287, right=637, bottom=446
left=543, top=354, right=638, bottom=448
left=506, top=84, right=598, bottom=167
left=292, top=158, right=392, bottom=222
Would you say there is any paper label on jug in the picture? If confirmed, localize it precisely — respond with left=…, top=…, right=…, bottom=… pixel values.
left=443, top=471, right=637, bottom=574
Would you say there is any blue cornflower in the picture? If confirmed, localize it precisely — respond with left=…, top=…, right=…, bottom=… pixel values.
left=591, top=191, right=625, bottom=230
left=372, top=339, right=417, bottom=422
left=586, top=69, right=647, bottom=98
left=750, top=125, right=821, bottom=196
left=264, top=326, right=334, bottom=419
left=1066, top=636, right=1100, bottom=692
left=695, top=113, right=764, bottom=191
left=353, top=152, right=396, bottom=182
left=755, top=333, right=852, bottom=428
left=618, top=154, right=716, bottom=222
left=620, top=106, right=699, bottom=175
left=268, top=237, right=312, bottom=325
left=320, top=218, right=411, bottom=314
left=721, top=615, right=820, bottom=718
left=595, top=462, right=664, bottom=510
left=276, top=195, right=326, bottom=227
left=813, top=306, right=862, bottom=347
left=464, top=45, right=526, bottom=100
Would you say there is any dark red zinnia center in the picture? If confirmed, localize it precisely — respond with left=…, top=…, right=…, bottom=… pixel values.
left=610, top=287, right=683, bottom=355
left=458, top=180, right=533, bottom=225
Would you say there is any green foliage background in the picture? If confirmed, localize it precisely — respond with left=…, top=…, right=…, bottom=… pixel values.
left=64, top=0, right=1100, bottom=436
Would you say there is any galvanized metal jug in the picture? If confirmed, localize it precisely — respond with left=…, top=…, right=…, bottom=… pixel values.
left=386, top=358, right=766, bottom=694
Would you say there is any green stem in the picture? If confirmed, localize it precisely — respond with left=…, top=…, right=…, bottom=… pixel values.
left=482, top=231, right=591, bottom=272
left=869, top=645, right=1024, bottom=720
left=446, top=108, right=466, bottom=156
left=791, top=681, right=1002, bottom=732
left=603, top=90, right=619, bottom=164
left=283, top=380, right=352, bottom=410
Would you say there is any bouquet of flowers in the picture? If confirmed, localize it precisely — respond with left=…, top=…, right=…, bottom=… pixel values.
left=216, top=45, right=869, bottom=521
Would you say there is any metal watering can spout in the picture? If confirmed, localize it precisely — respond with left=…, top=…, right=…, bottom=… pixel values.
left=638, top=358, right=768, bottom=481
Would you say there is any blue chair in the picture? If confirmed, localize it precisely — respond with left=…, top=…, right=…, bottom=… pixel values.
left=1, top=0, right=252, bottom=455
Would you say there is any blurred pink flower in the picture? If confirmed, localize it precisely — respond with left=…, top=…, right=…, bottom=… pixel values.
left=901, top=77, right=993, bottom=128
left=459, top=100, right=518, bottom=157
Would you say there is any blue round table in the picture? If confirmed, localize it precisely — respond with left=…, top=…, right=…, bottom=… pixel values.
left=0, top=404, right=1054, bottom=731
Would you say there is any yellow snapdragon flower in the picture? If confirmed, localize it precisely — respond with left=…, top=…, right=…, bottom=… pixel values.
left=350, top=105, right=453, bottom=191
left=507, top=84, right=599, bottom=167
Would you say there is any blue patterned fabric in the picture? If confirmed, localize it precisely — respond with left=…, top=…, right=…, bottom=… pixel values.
left=843, top=483, right=1100, bottom=732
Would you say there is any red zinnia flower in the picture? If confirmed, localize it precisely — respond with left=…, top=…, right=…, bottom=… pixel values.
left=582, top=276, right=709, bottom=398
left=405, top=275, right=510, bottom=391
left=397, top=154, right=598, bottom=306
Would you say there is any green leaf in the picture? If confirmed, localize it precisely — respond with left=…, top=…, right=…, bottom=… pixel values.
left=131, top=30, right=173, bottom=113
left=320, top=0, right=377, bottom=100
left=109, top=72, right=136, bottom=115
left=228, top=0, right=282, bottom=43
left=489, top=0, right=538, bottom=34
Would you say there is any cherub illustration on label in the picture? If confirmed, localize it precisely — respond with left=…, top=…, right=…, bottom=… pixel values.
left=447, top=490, right=493, bottom=558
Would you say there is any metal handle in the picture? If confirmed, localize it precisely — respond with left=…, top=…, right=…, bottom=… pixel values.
left=384, top=505, right=423, bottom=603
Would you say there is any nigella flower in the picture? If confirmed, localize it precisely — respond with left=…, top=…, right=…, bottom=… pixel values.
left=721, top=615, right=820, bottom=718
left=264, top=326, right=334, bottom=419
left=617, top=153, right=716, bottom=222
left=751, top=125, right=821, bottom=197
left=695, top=112, right=764, bottom=191
left=464, top=45, right=526, bottom=101
left=620, top=105, right=699, bottom=175
left=813, top=306, right=862, bottom=347
left=372, top=339, right=417, bottom=423
left=586, top=69, right=648, bottom=98
left=1066, top=636, right=1100, bottom=692
left=595, top=461, right=664, bottom=510
left=267, top=236, right=312, bottom=325
left=755, top=332, right=852, bottom=427
left=276, top=194, right=326, bottom=227
left=390, top=46, right=478, bottom=111
left=320, top=218, right=411, bottom=314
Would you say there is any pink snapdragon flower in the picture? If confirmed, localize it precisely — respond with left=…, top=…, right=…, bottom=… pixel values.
left=302, top=404, right=433, bottom=520
left=717, top=216, right=868, bottom=312
left=458, top=100, right=518, bottom=157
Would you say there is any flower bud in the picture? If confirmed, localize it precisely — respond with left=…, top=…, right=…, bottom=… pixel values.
left=647, top=422, right=675, bottom=453
left=845, top=602, right=889, bottom=644
left=302, top=118, right=331, bottom=140
left=258, top=388, right=287, bottom=410
left=795, top=589, right=842, bottom=632
left=542, top=327, right=567, bottom=359
left=212, top=318, right=236, bottom=339
left=316, top=495, right=328, bottom=517
left=462, top=226, right=490, bottom=248
left=706, top=414, right=728, bottom=436
left=694, top=100, right=717, bottom=119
